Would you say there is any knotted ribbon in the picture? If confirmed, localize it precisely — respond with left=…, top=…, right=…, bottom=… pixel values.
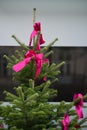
left=62, top=114, right=70, bottom=130
left=12, top=50, right=49, bottom=78
left=73, top=93, right=84, bottom=119
left=29, top=22, right=45, bottom=50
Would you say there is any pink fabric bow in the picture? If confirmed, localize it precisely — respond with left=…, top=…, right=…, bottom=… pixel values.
left=73, top=93, right=84, bottom=119
left=29, top=22, right=45, bottom=50
left=62, top=114, right=70, bottom=130
left=12, top=50, right=49, bottom=78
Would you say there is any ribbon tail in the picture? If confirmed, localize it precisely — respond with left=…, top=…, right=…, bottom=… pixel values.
left=62, top=114, right=70, bottom=130
left=36, top=34, right=45, bottom=50
left=29, top=30, right=37, bottom=46
left=12, top=58, right=31, bottom=72
left=35, top=59, right=42, bottom=78
left=36, top=42, right=40, bottom=51
left=35, top=53, right=43, bottom=77
left=73, top=93, right=84, bottom=119
left=36, top=67, right=41, bottom=78
left=76, top=105, right=83, bottom=118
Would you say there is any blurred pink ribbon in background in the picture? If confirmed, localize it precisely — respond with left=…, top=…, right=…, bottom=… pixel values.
left=75, top=124, right=81, bottom=129
left=12, top=50, right=49, bottom=78
left=0, top=124, right=4, bottom=129
left=29, top=22, right=45, bottom=50
left=62, top=113, right=70, bottom=130
left=73, top=93, right=84, bottom=119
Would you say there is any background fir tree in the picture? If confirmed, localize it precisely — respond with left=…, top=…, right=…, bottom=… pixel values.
left=0, top=8, right=87, bottom=130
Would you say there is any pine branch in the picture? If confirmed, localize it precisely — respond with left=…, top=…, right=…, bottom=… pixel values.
left=12, top=35, right=28, bottom=51
left=44, top=50, right=53, bottom=58
left=40, top=38, right=58, bottom=53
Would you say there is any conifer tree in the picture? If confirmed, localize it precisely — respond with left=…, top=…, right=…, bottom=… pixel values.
left=0, top=8, right=87, bottom=130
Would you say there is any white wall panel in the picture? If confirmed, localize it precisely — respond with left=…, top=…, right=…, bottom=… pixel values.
left=0, top=0, right=87, bottom=46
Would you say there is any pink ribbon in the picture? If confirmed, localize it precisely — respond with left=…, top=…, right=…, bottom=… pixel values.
left=36, top=34, right=45, bottom=50
left=12, top=50, right=49, bottom=78
left=73, top=93, right=84, bottom=119
left=29, top=22, right=45, bottom=50
left=0, top=124, right=4, bottom=129
left=62, top=114, right=70, bottom=130
left=75, top=124, right=81, bottom=129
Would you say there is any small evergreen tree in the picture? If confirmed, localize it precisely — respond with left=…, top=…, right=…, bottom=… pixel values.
left=0, top=8, right=87, bottom=130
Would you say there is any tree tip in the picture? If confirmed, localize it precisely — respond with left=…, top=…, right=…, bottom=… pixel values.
left=12, top=35, right=15, bottom=38
left=33, top=8, right=36, bottom=11
left=55, top=38, right=58, bottom=41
